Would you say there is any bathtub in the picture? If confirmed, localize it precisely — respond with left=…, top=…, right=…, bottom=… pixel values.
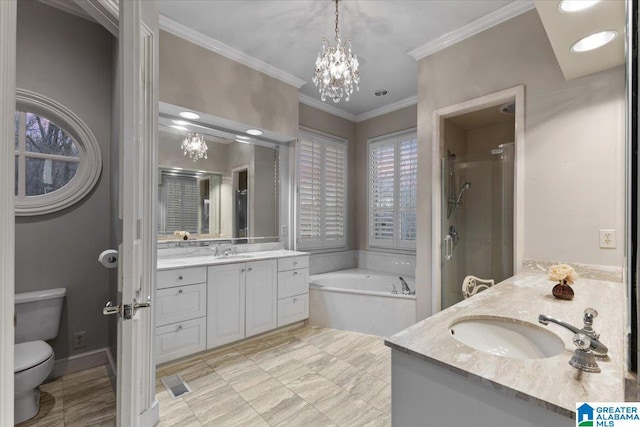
left=309, top=268, right=417, bottom=337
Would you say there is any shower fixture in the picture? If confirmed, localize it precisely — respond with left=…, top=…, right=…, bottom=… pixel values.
left=454, top=182, right=472, bottom=206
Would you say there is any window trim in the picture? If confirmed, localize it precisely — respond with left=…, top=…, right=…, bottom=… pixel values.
left=295, top=128, right=348, bottom=251
left=367, top=128, right=417, bottom=252
left=15, top=89, right=102, bottom=216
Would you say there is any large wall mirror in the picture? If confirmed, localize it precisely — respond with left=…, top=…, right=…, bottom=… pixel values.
left=158, top=103, right=292, bottom=243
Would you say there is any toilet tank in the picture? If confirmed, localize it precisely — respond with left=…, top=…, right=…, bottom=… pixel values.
left=15, top=288, right=66, bottom=344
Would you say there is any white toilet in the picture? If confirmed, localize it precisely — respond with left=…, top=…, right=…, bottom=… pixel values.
left=14, top=288, right=66, bottom=425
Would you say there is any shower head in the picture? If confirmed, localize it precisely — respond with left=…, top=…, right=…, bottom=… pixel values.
left=455, top=182, right=471, bottom=204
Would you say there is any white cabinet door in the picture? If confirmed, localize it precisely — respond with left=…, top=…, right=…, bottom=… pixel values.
left=207, top=263, right=246, bottom=348
left=245, top=260, right=277, bottom=338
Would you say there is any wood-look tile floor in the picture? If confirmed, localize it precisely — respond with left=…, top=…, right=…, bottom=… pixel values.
left=19, top=325, right=391, bottom=427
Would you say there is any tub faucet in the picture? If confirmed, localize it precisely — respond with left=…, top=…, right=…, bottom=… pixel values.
left=538, top=308, right=608, bottom=357
left=399, top=277, right=414, bottom=295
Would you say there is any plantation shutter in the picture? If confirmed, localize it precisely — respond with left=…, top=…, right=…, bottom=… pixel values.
left=324, top=142, right=346, bottom=245
left=297, top=131, right=347, bottom=249
left=369, top=141, right=396, bottom=246
left=398, top=135, right=417, bottom=246
left=297, top=137, right=323, bottom=246
left=368, top=130, right=417, bottom=250
left=164, top=176, right=199, bottom=233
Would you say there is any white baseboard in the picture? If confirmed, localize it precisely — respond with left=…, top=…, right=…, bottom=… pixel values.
left=51, top=347, right=111, bottom=379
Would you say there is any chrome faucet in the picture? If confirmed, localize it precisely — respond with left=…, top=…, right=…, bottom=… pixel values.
left=399, top=277, right=414, bottom=295
left=538, top=308, right=608, bottom=357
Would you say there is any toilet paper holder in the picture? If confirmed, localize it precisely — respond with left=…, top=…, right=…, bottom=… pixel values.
left=98, top=249, right=118, bottom=269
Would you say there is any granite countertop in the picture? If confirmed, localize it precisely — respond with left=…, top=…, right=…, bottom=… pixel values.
left=157, top=249, right=309, bottom=271
left=385, top=272, right=625, bottom=418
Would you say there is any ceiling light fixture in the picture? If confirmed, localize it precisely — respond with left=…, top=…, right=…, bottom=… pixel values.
left=558, top=0, right=600, bottom=13
left=312, top=0, right=360, bottom=103
left=172, top=120, right=191, bottom=125
left=171, top=125, right=189, bottom=131
left=246, top=129, right=263, bottom=136
left=179, top=111, right=200, bottom=120
left=181, top=132, right=208, bottom=162
left=374, top=89, right=388, bottom=97
left=570, top=30, right=617, bottom=53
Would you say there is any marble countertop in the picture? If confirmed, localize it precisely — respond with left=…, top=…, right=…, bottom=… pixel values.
left=385, top=272, right=625, bottom=418
left=157, top=250, right=309, bottom=271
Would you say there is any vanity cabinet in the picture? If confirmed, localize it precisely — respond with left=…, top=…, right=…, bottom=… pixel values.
left=277, top=256, right=309, bottom=327
left=155, top=267, right=208, bottom=364
left=156, top=252, right=309, bottom=364
left=207, top=259, right=277, bottom=348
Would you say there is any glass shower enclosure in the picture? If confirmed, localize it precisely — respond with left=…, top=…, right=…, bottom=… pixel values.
left=441, top=143, right=515, bottom=309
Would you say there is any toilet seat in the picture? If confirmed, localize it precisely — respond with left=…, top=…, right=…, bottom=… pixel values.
left=14, top=341, right=53, bottom=373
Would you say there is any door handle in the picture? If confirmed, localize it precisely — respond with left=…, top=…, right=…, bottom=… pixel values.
left=444, top=234, right=453, bottom=261
left=103, top=301, right=121, bottom=316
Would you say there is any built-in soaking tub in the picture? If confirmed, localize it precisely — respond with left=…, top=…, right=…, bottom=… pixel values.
left=309, top=268, right=417, bottom=337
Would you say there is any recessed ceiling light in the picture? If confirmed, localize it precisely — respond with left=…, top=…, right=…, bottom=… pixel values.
left=236, top=135, right=250, bottom=140
left=172, top=120, right=191, bottom=126
left=246, top=129, right=263, bottom=136
left=179, top=111, right=200, bottom=120
left=558, top=0, right=600, bottom=13
left=374, top=89, right=388, bottom=97
left=171, top=125, right=189, bottom=131
left=570, top=30, right=617, bottom=53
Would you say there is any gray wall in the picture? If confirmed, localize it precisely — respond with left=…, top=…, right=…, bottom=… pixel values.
left=160, top=31, right=299, bottom=139
left=15, top=1, right=114, bottom=359
left=415, top=10, right=625, bottom=319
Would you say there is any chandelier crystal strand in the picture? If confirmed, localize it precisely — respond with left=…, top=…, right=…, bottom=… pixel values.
left=181, top=132, right=208, bottom=162
left=312, top=0, right=359, bottom=103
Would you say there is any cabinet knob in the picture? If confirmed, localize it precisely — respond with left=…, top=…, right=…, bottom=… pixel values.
left=293, top=271, right=298, bottom=276
left=294, top=261, right=298, bottom=266
left=176, top=325, right=183, bottom=332
left=178, top=289, right=183, bottom=294
left=241, top=269, right=245, bottom=273
left=178, top=275, right=183, bottom=280
left=293, top=298, right=297, bottom=303
left=248, top=267, right=252, bottom=272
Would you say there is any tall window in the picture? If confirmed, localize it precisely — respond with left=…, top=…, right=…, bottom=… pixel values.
left=368, top=129, right=417, bottom=250
left=297, top=130, right=347, bottom=250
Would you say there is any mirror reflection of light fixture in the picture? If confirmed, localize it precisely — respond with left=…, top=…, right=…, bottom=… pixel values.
left=312, top=0, right=360, bottom=103
left=181, top=132, right=208, bottom=162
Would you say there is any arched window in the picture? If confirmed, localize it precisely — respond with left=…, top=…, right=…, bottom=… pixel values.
left=14, top=89, right=102, bottom=216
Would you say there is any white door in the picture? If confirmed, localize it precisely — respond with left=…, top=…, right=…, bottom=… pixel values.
left=111, top=1, right=159, bottom=425
left=245, top=260, right=278, bottom=338
left=207, top=263, right=246, bottom=348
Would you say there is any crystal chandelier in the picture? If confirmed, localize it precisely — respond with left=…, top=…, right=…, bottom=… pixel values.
left=181, top=132, right=208, bottom=162
left=312, top=0, right=359, bottom=103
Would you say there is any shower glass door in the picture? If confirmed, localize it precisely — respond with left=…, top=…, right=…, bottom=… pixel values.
left=440, top=144, right=514, bottom=310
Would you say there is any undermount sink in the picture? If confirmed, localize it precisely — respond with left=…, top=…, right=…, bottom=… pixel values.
left=448, top=316, right=565, bottom=359
left=215, top=254, right=254, bottom=260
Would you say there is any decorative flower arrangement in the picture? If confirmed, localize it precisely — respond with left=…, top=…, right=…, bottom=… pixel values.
left=548, top=263, right=579, bottom=300
left=173, top=230, right=190, bottom=240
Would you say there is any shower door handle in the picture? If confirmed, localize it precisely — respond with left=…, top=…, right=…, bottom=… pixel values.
left=444, top=234, right=453, bottom=261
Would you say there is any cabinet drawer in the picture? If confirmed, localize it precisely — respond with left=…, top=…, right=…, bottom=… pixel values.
left=157, top=267, right=206, bottom=289
left=156, top=317, right=206, bottom=364
left=156, top=283, right=207, bottom=327
left=277, top=268, right=309, bottom=299
left=277, top=256, right=309, bottom=272
left=277, top=294, right=309, bottom=327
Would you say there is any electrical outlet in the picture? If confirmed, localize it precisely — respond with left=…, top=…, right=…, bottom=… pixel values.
left=73, top=331, right=87, bottom=349
left=281, top=225, right=287, bottom=236
left=599, top=229, right=616, bottom=249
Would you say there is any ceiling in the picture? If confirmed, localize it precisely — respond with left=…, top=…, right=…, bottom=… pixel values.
left=157, top=0, right=521, bottom=117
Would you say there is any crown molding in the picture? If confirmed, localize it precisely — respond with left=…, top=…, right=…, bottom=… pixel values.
left=355, top=96, right=417, bottom=123
left=298, top=94, right=357, bottom=122
left=159, top=15, right=307, bottom=89
left=408, top=0, right=535, bottom=60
